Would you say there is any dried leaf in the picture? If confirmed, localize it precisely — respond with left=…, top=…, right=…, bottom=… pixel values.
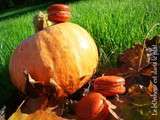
left=147, top=81, right=154, bottom=95
left=0, top=106, right=6, bottom=120
left=8, top=97, right=70, bottom=120
left=127, top=85, right=148, bottom=97
left=145, top=35, right=160, bottom=47
left=109, top=89, right=154, bottom=120
left=8, top=108, right=66, bottom=120
left=98, top=36, right=160, bottom=120
left=104, top=36, right=159, bottom=92
left=118, top=44, right=150, bottom=70
left=104, top=65, right=135, bottom=77
left=24, top=72, right=56, bottom=98
left=140, top=64, right=154, bottom=77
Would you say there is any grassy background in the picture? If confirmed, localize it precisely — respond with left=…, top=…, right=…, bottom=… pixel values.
left=0, top=0, right=160, bottom=109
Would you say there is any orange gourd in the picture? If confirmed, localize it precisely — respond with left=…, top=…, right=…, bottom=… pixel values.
left=9, top=22, right=99, bottom=99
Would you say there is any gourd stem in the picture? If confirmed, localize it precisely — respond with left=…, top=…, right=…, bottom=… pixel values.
left=33, top=11, right=53, bottom=32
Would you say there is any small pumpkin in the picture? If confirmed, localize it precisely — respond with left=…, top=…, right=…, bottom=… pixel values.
left=75, top=92, right=109, bottom=120
left=93, top=76, right=126, bottom=97
left=9, top=22, right=98, bottom=99
left=48, top=4, right=71, bottom=23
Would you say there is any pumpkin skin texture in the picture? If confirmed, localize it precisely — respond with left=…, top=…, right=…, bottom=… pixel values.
left=9, top=22, right=99, bottom=99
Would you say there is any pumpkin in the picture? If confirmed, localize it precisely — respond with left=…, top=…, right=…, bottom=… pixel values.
left=48, top=4, right=71, bottom=23
left=9, top=22, right=99, bottom=99
left=93, top=76, right=126, bottom=97
left=75, top=92, right=109, bottom=120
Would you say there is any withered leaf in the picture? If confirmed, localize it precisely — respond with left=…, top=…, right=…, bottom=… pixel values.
left=8, top=97, right=71, bottom=120
left=109, top=88, right=154, bottom=120
left=8, top=108, right=67, bottom=120
left=145, top=35, right=160, bottom=47
left=104, top=65, right=136, bottom=77
left=118, top=44, right=150, bottom=70
left=104, top=36, right=159, bottom=92
left=24, top=72, right=56, bottom=99
left=140, top=64, right=154, bottom=77
left=146, top=81, right=154, bottom=95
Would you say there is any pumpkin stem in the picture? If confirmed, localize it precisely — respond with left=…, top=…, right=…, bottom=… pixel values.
left=33, top=11, right=53, bottom=32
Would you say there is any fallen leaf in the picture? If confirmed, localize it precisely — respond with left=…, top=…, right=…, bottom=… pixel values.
left=109, top=88, right=156, bottom=120
left=118, top=44, right=150, bottom=70
left=147, top=81, right=154, bottom=95
left=8, top=108, right=67, bottom=120
left=104, top=36, right=159, bottom=91
left=8, top=97, right=72, bottom=120
left=145, top=35, right=160, bottom=47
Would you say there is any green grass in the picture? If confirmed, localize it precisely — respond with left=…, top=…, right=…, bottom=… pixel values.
left=0, top=3, right=50, bottom=19
left=0, top=0, right=160, bottom=108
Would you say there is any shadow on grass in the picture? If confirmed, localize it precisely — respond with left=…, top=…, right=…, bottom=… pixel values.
left=0, top=65, right=16, bottom=106
left=0, top=65, right=25, bottom=119
left=0, top=2, right=51, bottom=21
left=0, top=0, right=83, bottom=21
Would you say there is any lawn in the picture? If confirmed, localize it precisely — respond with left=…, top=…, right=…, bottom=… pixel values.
left=0, top=0, right=160, bottom=108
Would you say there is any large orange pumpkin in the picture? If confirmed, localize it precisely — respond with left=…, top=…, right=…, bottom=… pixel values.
left=9, top=22, right=98, bottom=99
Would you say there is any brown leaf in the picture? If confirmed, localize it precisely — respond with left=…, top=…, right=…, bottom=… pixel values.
left=104, top=36, right=159, bottom=92
left=140, top=64, right=154, bottom=77
left=145, top=35, right=160, bottom=47
left=109, top=87, right=153, bottom=120
left=24, top=72, right=56, bottom=99
left=8, top=108, right=67, bottom=120
left=8, top=97, right=71, bottom=120
left=146, top=81, right=154, bottom=95
left=104, top=65, right=152, bottom=90
left=127, top=85, right=147, bottom=97
left=104, top=65, right=135, bottom=77
left=118, top=44, right=150, bottom=70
